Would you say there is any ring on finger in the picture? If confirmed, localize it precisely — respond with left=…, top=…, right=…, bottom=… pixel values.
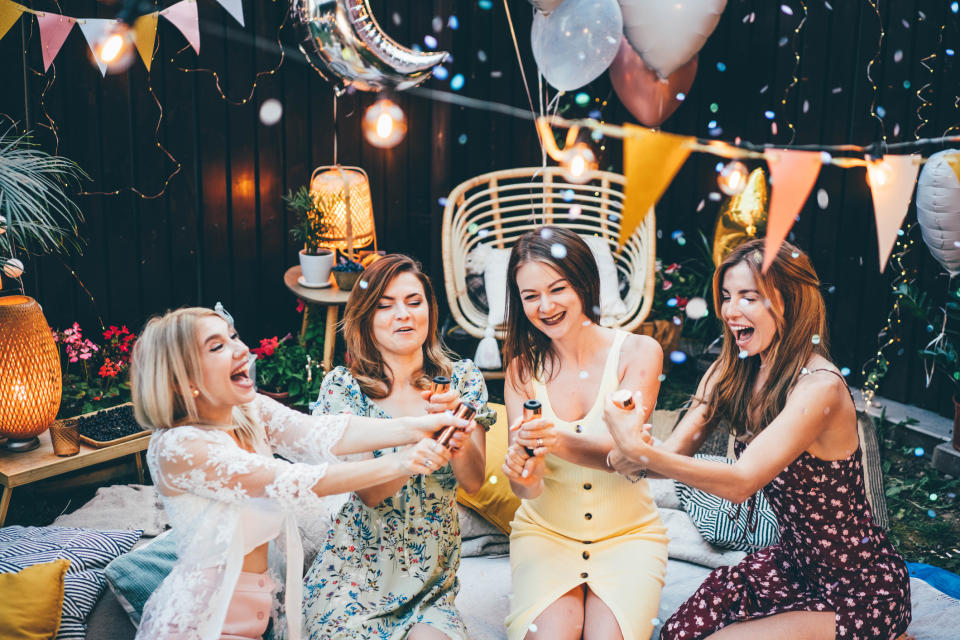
left=537, top=438, right=543, bottom=449
left=424, top=459, right=433, bottom=469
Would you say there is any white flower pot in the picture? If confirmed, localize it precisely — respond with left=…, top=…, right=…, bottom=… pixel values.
left=299, top=249, right=334, bottom=285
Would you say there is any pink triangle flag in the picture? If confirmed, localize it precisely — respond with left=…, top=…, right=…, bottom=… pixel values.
left=77, top=18, right=116, bottom=76
left=37, top=12, right=75, bottom=72
left=867, top=154, right=921, bottom=272
left=160, top=0, right=199, bottom=54
left=215, top=0, right=244, bottom=26
left=761, top=149, right=823, bottom=272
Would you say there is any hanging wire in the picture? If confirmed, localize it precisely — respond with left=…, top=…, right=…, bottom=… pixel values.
left=865, top=0, right=887, bottom=142
left=780, top=0, right=807, bottom=145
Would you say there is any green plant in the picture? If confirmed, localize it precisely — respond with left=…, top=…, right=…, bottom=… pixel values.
left=0, top=128, right=88, bottom=275
left=251, top=333, right=324, bottom=411
left=284, top=186, right=329, bottom=256
left=899, top=282, right=960, bottom=395
left=52, top=323, right=135, bottom=417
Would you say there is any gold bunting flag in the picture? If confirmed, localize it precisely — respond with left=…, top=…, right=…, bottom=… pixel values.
left=133, top=13, right=158, bottom=71
left=0, top=1, right=24, bottom=41
left=943, top=152, right=960, bottom=186
left=868, top=154, right=921, bottom=272
left=620, top=124, right=693, bottom=247
left=761, top=149, right=822, bottom=272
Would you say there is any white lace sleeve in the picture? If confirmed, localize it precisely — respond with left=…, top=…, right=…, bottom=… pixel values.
left=150, top=426, right=333, bottom=512
left=254, top=393, right=350, bottom=465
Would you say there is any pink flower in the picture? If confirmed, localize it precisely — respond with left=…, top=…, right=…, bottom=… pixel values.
left=662, top=280, right=673, bottom=291
left=69, top=356, right=78, bottom=363
left=664, top=263, right=681, bottom=274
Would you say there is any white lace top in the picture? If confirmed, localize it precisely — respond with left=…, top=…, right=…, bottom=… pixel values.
left=138, top=394, right=350, bottom=640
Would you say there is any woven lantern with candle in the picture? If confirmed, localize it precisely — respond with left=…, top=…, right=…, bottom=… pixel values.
left=0, top=295, right=62, bottom=451
left=309, top=166, right=378, bottom=263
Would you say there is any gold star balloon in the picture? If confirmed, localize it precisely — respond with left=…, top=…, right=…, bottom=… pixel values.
left=712, top=167, right=768, bottom=266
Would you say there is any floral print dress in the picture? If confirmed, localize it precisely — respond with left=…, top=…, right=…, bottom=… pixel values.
left=303, top=360, right=495, bottom=640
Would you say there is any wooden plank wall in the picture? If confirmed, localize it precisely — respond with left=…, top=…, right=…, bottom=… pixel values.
left=0, top=0, right=956, bottom=416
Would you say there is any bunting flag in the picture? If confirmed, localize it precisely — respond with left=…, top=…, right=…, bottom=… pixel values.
left=133, top=12, right=158, bottom=71
left=216, top=0, right=244, bottom=26
left=77, top=18, right=116, bottom=76
left=36, top=12, right=75, bottom=72
left=943, top=151, right=960, bottom=185
left=620, top=124, right=693, bottom=246
left=868, top=154, right=921, bottom=272
left=0, top=0, right=24, bottom=41
left=160, top=0, right=200, bottom=55
left=762, top=149, right=822, bottom=272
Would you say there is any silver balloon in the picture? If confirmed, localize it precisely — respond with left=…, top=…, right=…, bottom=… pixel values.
left=529, top=0, right=565, bottom=13
left=531, top=0, right=623, bottom=92
left=618, top=0, right=726, bottom=78
left=293, top=0, right=448, bottom=94
left=917, top=149, right=960, bottom=277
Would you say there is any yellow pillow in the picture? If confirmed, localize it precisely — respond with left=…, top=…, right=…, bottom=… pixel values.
left=0, top=558, right=69, bottom=640
left=457, top=402, right=522, bottom=534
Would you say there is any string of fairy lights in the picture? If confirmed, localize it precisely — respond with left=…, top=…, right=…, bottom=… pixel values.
left=779, top=0, right=806, bottom=145
left=865, top=0, right=887, bottom=142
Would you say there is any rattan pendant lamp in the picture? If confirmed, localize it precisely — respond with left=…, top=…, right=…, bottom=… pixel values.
left=0, top=294, right=62, bottom=452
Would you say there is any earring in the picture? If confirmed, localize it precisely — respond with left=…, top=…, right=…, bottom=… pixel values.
left=191, top=388, right=200, bottom=398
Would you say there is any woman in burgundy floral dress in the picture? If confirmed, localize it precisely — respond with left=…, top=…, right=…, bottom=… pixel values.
left=603, top=239, right=911, bottom=640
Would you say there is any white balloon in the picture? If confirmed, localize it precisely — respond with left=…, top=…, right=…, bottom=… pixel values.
left=529, top=0, right=565, bottom=12
left=618, top=0, right=727, bottom=78
left=531, top=0, right=623, bottom=91
left=916, top=149, right=960, bottom=277
left=685, top=296, right=709, bottom=319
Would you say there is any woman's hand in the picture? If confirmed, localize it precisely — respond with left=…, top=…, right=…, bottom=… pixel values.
left=398, top=413, right=472, bottom=447
left=420, top=387, right=462, bottom=414
left=501, top=443, right=544, bottom=485
left=510, top=416, right=558, bottom=457
left=603, top=391, right=654, bottom=463
left=397, top=438, right=453, bottom=475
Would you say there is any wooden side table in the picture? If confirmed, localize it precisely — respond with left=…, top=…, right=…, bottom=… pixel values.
left=283, top=266, right=351, bottom=373
left=0, top=430, right=150, bottom=526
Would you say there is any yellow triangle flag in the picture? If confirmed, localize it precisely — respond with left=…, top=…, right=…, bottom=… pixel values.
left=133, top=12, right=158, bottom=71
left=944, top=152, right=960, bottom=185
left=620, top=124, right=692, bottom=247
left=0, top=1, right=26, bottom=42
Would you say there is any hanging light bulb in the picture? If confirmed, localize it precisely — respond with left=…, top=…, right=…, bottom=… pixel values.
left=363, top=98, right=407, bottom=148
left=561, top=142, right=598, bottom=184
left=94, top=22, right=135, bottom=73
left=867, top=159, right=893, bottom=188
left=717, top=160, right=749, bottom=196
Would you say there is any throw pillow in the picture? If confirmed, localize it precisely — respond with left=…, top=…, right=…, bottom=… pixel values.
left=675, top=455, right=780, bottom=553
left=104, top=531, right=177, bottom=627
left=0, top=558, right=69, bottom=640
left=457, top=402, right=522, bottom=535
left=0, top=526, right=142, bottom=639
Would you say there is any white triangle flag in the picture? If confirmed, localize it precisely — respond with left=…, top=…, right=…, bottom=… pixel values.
left=77, top=18, right=117, bottom=76
left=216, top=0, right=244, bottom=26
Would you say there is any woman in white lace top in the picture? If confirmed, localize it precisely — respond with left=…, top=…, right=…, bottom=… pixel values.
left=130, top=307, right=470, bottom=640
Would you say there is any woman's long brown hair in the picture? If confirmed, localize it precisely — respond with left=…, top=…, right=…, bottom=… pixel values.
left=503, top=226, right=601, bottom=388
left=340, top=254, right=453, bottom=399
left=703, top=238, right=830, bottom=437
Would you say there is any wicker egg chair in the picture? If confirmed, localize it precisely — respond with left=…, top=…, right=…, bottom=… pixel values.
left=441, top=166, right=657, bottom=375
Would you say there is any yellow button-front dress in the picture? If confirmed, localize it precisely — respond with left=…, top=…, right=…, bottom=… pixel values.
left=506, top=330, right=669, bottom=640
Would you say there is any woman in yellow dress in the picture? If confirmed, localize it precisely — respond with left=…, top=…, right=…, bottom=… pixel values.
left=500, top=227, right=668, bottom=640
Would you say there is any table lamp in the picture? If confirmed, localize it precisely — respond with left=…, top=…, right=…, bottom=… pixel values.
left=309, top=166, right=378, bottom=262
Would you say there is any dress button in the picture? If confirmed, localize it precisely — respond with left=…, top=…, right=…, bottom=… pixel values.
left=582, top=551, right=590, bottom=559
left=256, top=611, right=265, bottom=621
left=580, top=572, right=588, bottom=579
left=584, top=513, right=592, bottom=520
left=575, top=425, right=583, bottom=433
left=583, top=483, right=592, bottom=490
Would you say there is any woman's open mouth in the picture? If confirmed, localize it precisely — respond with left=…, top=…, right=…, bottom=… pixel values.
left=394, top=326, right=415, bottom=335
left=731, top=324, right=755, bottom=347
left=230, top=363, right=254, bottom=388
left=540, top=311, right=566, bottom=327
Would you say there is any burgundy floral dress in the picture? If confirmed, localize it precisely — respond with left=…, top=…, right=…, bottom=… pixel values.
left=663, top=374, right=911, bottom=640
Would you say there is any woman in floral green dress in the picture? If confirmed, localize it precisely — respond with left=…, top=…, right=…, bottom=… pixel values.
left=303, top=254, right=495, bottom=640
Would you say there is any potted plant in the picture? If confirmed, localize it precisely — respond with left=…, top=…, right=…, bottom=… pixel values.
left=332, top=255, right=364, bottom=291
left=251, top=334, right=324, bottom=410
left=641, top=256, right=713, bottom=355
left=285, top=186, right=334, bottom=286
left=52, top=323, right=136, bottom=418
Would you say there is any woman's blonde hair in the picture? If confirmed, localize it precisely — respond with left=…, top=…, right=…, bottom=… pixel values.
left=341, top=254, right=453, bottom=398
left=130, top=307, right=262, bottom=448
left=703, top=238, right=830, bottom=437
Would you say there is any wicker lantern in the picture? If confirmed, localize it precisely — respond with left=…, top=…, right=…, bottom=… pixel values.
left=0, top=295, right=62, bottom=452
left=309, top=166, right=377, bottom=261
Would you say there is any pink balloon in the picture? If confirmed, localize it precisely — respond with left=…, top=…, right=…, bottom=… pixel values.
left=609, top=37, right=698, bottom=127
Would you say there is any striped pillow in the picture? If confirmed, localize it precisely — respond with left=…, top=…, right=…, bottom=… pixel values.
left=675, top=455, right=780, bottom=553
left=0, top=526, right=141, bottom=639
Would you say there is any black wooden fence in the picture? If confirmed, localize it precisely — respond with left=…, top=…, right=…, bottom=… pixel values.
left=1, top=0, right=957, bottom=416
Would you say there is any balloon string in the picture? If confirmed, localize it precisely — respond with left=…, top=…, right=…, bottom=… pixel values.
left=503, top=0, right=544, bottom=152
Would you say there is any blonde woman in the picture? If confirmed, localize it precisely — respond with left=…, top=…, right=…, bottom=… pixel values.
left=303, top=255, right=495, bottom=640
left=130, top=306, right=469, bottom=640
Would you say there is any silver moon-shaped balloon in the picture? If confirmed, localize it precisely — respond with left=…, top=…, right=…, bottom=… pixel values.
left=916, top=149, right=960, bottom=277
left=293, top=0, right=449, bottom=94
